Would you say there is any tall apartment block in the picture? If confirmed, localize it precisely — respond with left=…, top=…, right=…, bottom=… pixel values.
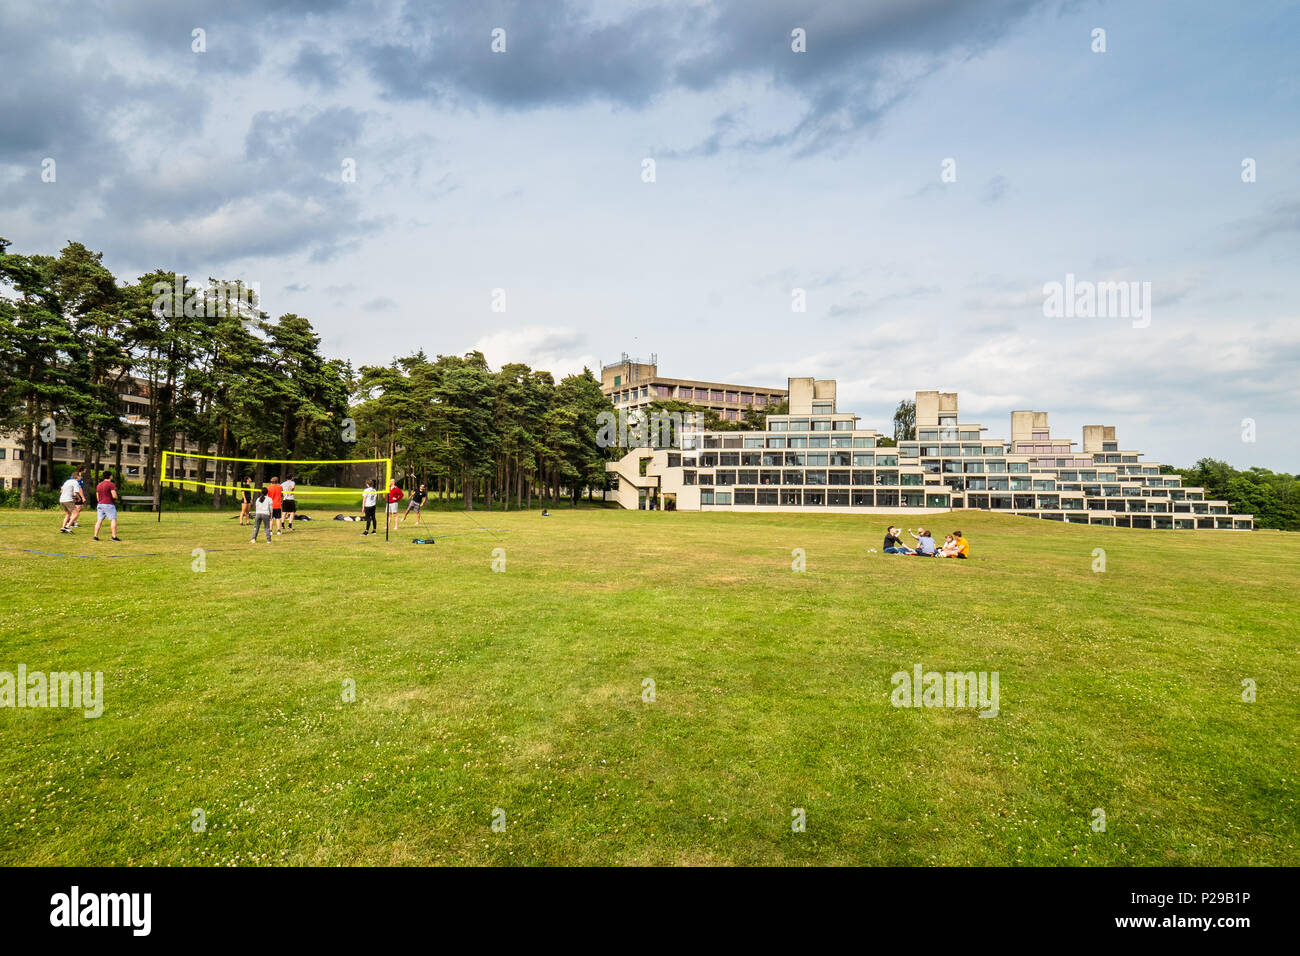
left=600, top=354, right=788, bottom=423
left=605, top=378, right=1254, bottom=529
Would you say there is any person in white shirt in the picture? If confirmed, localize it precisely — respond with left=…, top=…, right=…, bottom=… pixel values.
left=281, top=475, right=298, bottom=532
left=361, top=479, right=378, bottom=536
left=59, top=467, right=85, bottom=534
left=249, top=489, right=274, bottom=543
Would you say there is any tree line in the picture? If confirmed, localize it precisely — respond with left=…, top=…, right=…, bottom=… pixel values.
left=1163, top=459, right=1300, bottom=531
left=0, top=237, right=617, bottom=510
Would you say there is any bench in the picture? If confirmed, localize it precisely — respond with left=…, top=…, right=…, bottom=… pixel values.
left=119, top=495, right=155, bottom=511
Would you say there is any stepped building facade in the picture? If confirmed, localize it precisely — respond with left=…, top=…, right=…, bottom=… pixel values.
left=605, top=377, right=1254, bottom=529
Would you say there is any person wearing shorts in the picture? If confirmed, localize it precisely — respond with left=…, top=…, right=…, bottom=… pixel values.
left=267, top=476, right=284, bottom=534
left=238, top=476, right=253, bottom=526
left=281, top=475, right=297, bottom=531
left=59, top=467, right=85, bottom=533
left=401, top=483, right=427, bottom=526
left=93, top=469, right=121, bottom=542
left=361, top=480, right=378, bottom=536
left=386, top=482, right=403, bottom=532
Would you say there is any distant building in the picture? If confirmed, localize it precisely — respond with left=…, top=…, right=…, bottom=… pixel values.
left=0, top=376, right=209, bottom=490
left=605, top=377, right=1254, bottom=529
left=600, top=353, right=788, bottom=423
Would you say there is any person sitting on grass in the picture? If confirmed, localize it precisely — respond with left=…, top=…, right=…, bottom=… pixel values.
left=953, top=530, right=970, bottom=559
left=936, top=533, right=960, bottom=558
left=883, top=526, right=913, bottom=554
left=908, top=528, right=937, bottom=556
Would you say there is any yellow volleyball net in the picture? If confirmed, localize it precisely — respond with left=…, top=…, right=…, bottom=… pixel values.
left=159, top=451, right=393, bottom=531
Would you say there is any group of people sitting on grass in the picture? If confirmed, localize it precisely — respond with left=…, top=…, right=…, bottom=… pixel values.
left=882, top=526, right=970, bottom=558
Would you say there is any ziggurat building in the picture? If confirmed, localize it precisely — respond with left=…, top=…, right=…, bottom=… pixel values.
left=606, top=378, right=1254, bottom=529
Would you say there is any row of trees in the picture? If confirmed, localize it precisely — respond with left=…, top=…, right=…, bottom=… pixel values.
left=0, top=237, right=619, bottom=511
left=1164, top=459, right=1300, bottom=531
left=0, top=238, right=351, bottom=506
left=350, top=351, right=614, bottom=509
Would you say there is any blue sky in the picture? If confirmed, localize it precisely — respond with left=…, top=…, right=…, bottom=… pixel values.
left=2, top=0, right=1297, bottom=468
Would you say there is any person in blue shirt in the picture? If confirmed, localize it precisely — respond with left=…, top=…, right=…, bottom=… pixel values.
left=908, top=528, right=937, bottom=556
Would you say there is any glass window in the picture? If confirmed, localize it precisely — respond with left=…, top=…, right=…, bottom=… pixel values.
left=719, top=452, right=739, bottom=466
left=804, top=470, right=828, bottom=486
left=757, top=490, right=779, bottom=505
left=811, top=419, right=831, bottom=431
left=767, top=437, right=787, bottom=448
left=804, top=490, right=826, bottom=506
left=852, top=490, right=873, bottom=506
left=714, top=492, right=731, bottom=505
left=737, top=470, right=758, bottom=485
left=782, top=470, right=804, bottom=485
left=876, top=490, right=899, bottom=507
left=806, top=453, right=828, bottom=467
left=828, top=470, right=851, bottom=485
left=853, top=437, right=876, bottom=448
left=781, top=490, right=801, bottom=506
left=734, top=490, right=755, bottom=505
left=875, top=454, right=898, bottom=467
left=789, top=437, right=808, bottom=448
left=876, top=470, right=899, bottom=486
left=852, top=470, right=873, bottom=485
left=808, top=436, right=829, bottom=448
left=853, top=453, right=873, bottom=467
left=759, top=470, right=781, bottom=485
left=899, top=473, right=922, bottom=486
left=785, top=452, right=805, bottom=466
left=788, top=419, right=809, bottom=431
left=830, top=436, right=853, bottom=447
left=829, top=451, right=851, bottom=467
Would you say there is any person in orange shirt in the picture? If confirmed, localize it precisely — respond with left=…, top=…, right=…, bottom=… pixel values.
left=953, top=530, right=970, bottom=559
left=266, top=476, right=284, bottom=534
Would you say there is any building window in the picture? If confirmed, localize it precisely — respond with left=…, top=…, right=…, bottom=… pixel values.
left=827, top=490, right=849, bottom=507
left=613, top=375, right=621, bottom=386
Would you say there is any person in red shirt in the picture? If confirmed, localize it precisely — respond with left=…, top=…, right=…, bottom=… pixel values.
left=93, top=468, right=121, bottom=542
left=266, top=476, right=284, bottom=535
left=386, top=482, right=404, bottom=532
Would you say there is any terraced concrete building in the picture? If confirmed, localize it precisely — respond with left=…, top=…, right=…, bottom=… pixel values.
left=605, top=378, right=1254, bottom=529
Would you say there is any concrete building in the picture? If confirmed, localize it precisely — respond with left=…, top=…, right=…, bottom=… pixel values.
left=605, top=378, right=1254, bottom=529
left=600, top=354, right=788, bottom=423
left=0, top=376, right=210, bottom=491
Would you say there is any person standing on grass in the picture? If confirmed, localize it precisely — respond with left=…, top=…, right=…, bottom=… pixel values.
left=267, top=475, right=284, bottom=534
left=400, top=483, right=427, bottom=526
left=59, top=467, right=85, bottom=534
left=238, top=475, right=253, bottom=526
left=93, top=468, right=121, bottom=542
left=250, top=488, right=273, bottom=543
left=361, top=479, right=378, bottom=536
left=281, top=474, right=297, bottom=531
left=386, top=480, right=404, bottom=533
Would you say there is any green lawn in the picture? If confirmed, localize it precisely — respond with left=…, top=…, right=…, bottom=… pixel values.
left=1, top=504, right=1296, bottom=866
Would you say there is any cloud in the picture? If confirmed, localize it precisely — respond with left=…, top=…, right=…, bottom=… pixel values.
left=362, top=296, right=398, bottom=312
left=361, top=0, right=1049, bottom=155
left=470, top=326, right=597, bottom=377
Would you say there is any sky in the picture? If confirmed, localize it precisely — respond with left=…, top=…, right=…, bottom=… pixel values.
left=2, top=0, right=1297, bottom=469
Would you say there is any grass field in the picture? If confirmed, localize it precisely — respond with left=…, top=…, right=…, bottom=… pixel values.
left=1, top=501, right=1296, bottom=866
